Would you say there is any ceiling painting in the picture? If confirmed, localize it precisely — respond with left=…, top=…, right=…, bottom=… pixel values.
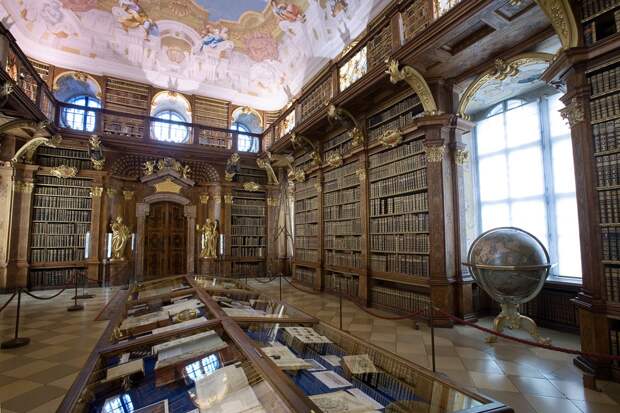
left=1, top=0, right=391, bottom=110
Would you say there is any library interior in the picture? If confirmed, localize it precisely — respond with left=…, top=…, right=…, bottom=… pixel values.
left=1, top=1, right=620, bottom=412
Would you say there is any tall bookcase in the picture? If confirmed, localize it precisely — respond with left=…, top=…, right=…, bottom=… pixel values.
left=582, top=0, right=620, bottom=46
left=231, top=188, right=267, bottom=277
left=29, top=174, right=92, bottom=290
left=293, top=173, right=320, bottom=287
left=36, top=146, right=91, bottom=169
left=103, top=77, right=150, bottom=138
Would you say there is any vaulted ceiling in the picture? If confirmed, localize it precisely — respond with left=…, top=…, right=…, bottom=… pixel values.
left=0, top=0, right=391, bottom=110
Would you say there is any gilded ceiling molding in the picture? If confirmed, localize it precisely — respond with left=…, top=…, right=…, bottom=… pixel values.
left=386, top=59, right=439, bottom=115
left=533, top=0, right=579, bottom=50
left=456, top=52, right=555, bottom=119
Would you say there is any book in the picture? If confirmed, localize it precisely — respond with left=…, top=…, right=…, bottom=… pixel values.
left=342, top=354, right=378, bottom=376
left=312, top=371, right=353, bottom=389
left=106, top=359, right=144, bottom=381
left=261, top=346, right=313, bottom=370
left=310, top=390, right=378, bottom=413
left=154, top=330, right=227, bottom=369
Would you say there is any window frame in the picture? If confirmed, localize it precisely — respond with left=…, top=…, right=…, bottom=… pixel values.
left=472, top=94, right=581, bottom=283
left=233, top=121, right=259, bottom=153
left=151, top=109, right=190, bottom=143
left=61, top=94, right=101, bottom=132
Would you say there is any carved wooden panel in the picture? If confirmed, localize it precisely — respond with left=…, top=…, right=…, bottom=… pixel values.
left=110, top=155, right=219, bottom=183
left=144, top=202, right=187, bottom=279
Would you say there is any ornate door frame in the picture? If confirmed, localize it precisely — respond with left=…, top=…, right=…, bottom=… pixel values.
left=135, top=193, right=196, bottom=281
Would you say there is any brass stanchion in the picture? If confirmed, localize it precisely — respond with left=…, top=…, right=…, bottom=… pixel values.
left=279, top=273, right=282, bottom=301
left=75, top=271, right=94, bottom=300
left=429, top=300, right=436, bottom=373
left=1, top=288, right=30, bottom=349
left=338, top=275, right=343, bottom=330
left=67, top=272, right=84, bottom=312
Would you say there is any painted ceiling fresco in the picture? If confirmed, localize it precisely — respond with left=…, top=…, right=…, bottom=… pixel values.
left=0, top=0, right=391, bottom=110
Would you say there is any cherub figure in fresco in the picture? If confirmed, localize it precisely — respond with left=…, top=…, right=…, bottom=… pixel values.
left=327, top=0, right=349, bottom=17
left=115, top=0, right=158, bottom=40
left=270, top=0, right=306, bottom=23
left=199, top=24, right=229, bottom=52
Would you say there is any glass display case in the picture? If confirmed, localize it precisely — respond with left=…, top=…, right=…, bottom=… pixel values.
left=60, top=275, right=513, bottom=413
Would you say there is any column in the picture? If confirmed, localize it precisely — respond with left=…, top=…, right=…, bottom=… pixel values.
left=87, top=184, right=104, bottom=282
left=185, top=205, right=197, bottom=275
left=135, top=203, right=150, bottom=281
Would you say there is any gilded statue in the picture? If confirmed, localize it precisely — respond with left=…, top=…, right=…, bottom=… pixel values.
left=225, top=152, right=241, bottom=182
left=256, top=155, right=279, bottom=185
left=181, top=164, right=192, bottom=179
left=197, top=219, right=219, bottom=259
left=143, top=160, right=155, bottom=176
left=110, top=216, right=131, bottom=260
left=88, top=134, right=105, bottom=170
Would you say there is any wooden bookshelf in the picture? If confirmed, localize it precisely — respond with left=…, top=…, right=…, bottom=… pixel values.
left=231, top=188, right=267, bottom=277
left=237, top=165, right=267, bottom=185
left=582, top=0, right=620, bottom=46
left=324, top=270, right=359, bottom=299
left=366, top=90, right=423, bottom=145
left=194, top=96, right=230, bottom=148
left=36, top=146, right=92, bottom=170
left=29, top=174, right=92, bottom=290
left=293, top=167, right=321, bottom=288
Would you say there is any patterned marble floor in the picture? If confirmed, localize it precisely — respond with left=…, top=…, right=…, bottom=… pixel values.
left=0, top=288, right=117, bottom=413
left=249, top=279, right=620, bottom=413
left=1, top=283, right=619, bottom=413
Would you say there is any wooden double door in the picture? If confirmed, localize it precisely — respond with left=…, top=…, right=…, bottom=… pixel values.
left=144, top=202, right=187, bottom=279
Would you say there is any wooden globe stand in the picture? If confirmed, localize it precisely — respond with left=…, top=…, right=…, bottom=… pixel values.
left=486, top=303, right=551, bottom=345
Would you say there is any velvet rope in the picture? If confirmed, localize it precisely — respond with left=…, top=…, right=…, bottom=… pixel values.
left=281, top=276, right=323, bottom=295
left=350, top=299, right=428, bottom=321
left=23, top=288, right=67, bottom=300
left=0, top=291, right=17, bottom=313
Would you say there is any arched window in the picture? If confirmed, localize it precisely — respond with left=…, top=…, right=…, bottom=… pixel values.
left=232, top=122, right=259, bottom=153
left=152, top=110, right=189, bottom=143
left=62, top=95, right=101, bottom=132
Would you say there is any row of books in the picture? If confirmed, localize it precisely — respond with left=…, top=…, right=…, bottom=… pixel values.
left=295, top=249, right=319, bottom=262
left=325, top=235, right=361, bottom=250
left=323, top=131, right=352, bottom=154
left=324, top=187, right=360, bottom=206
left=368, top=109, right=423, bottom=143
left=324, top=204, right=360, bottom=221
left=324, top=173, right=359, bottom=193
left=368, top=94, right=421, bottom=128
left=324, top=272, right=359, bottom=297
left=294, top=151, right=315, bottom=168
left=31, top=222, right=90, bottom=235
left=601, top=227, right=620, bottom=261
left=231, top=226, right=264, bottom=236
left=369, top=169, right=427, bottom=199
left=370, top=253, right=430, bottom=276
left=294, top=267, right=315, bottom=285
left=37, top=175, right=91, bottom=187
left=234, top=197, right=266, bottom=205
left=232, top=217, right=265, bottom=226
left=371, top=286, right=430, bottom=315
left=581, top=0, right=620, bottom=20
left=592, top=119, right=620, bottom=153
left=295, top=223, right=319, bottom=236
left=295, top=237, right=319, bottom=249
left=33, top=195, right=91, bottom=209
left=231, top=236, right=265, bottom=246
left=34, top=186, right=91, bottom=197
left=296, top=197, right=319, bottom=212
left=605, top=266, right=620, bottom=302
left=599, top=189, right=620, bottom=224
left=295, top=182, right=319, bottom=200
left=370, top=213, right=429, bottom=234
left=611, top=327, right=620, bottom=368
left=32, top=209, right=91, bottom=222
left=295, top=210, right=319, bottom=224
left=38, top=146, right=89, bottom=159
left=31, top=248, right=85, bottom=262
left=583, top=11, right=620, bottom=46
left=325, top=219, right=362, bottom=236
left=231, top=247, right=265, bottom=257
left=29, top=269, right=81, bottom=289
left=324, top=161, right=359, bottom=182
left=232, top=262, right=265, bottom=277
left=590, top=93, right=620, bottom=123
left=325, top=251, right=362, bottom=268
left=589, top=65, right=620, bottom=97
left=369, top=154, right=426, bottom=184
left=231, top=206, right=265, bottom=216
left=370, top=234, right=429, bottom=253
left=369, top=138, right=425, bottom=169
left=31, top=234, right=86, bottom=248
left=38, top=157, right=92, bottom=169
left=595, top=153, right=620, bottom=187
left=369, top=192, right=428, bottom=216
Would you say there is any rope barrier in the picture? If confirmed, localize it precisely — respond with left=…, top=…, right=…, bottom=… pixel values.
left=432, top=306, right=620, bottom=362
left=281, top=276, right=323, bottom=295
left=351, top=299, right=428, bottom=321
left=23, top=288, right=67, bottom=300
left=252, top=274, right=279, bottom=284
left=0, top=291, right=17, bottom=313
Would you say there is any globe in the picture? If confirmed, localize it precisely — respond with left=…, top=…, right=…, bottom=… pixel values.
left=467, top=227, right=551, bottom=306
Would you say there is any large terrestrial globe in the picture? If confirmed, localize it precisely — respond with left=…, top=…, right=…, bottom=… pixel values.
left=467, top=227, right=551, bottom=306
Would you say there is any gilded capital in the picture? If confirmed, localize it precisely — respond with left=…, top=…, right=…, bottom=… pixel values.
left=560, top=97, right=585, bottom=128
left=424, top=145, right=445, bottom=163
left=224, top=194, right=234, bottom=205
left=267, top=197, right=279, bottom=207
left=106, top=188, right=118, bottom=198
left=200, top=194, right=210, bottom=204
left=90, top=186, right=104, bottom=197
left=356, top=168, right=366, bottom=182
left=14, top=181, right=34, bottom=193
left=455, top=149, right=470, bottom=165
left=122, top=190, right=134, bottom=201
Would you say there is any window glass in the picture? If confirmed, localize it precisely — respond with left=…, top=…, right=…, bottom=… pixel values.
left=478, top=155, right=508, bottom=202
left=185, top=354, right=220, bottom=382
left=476, top=115, right=505, bottom=155
left=506, top=102, right=540, bottom=148
left=102, top=394, right=133, bottom=413
left=152, top=110, right=189, bottom=143
left=62, top=95, right=100, bottom=132
left=508, top=146, right=544, bottom=198
left=233, top=122, right=259, bottom=153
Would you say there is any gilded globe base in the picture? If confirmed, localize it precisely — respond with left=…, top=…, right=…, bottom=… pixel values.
left=486, top=303, right=551, bottom=345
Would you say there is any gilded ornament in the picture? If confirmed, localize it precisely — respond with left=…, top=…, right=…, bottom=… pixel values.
left=355, top=168, right=366, bottom=182
left=197, top=219, right=219, bottom=259
left=200, top=194, right=210, bottom=204
left=122, top=190, right=134, bottom=201
left=142, top=160, right=155, bottom=176
left=327, top=104, right=366, bottom=149
left=560, top=97, right=585, bottom=127
left=257, top=155, right=279, bottom=185
left=0, top=82, right=14, bottom=98
left=11, top=132, right=62, bottom=164
left=106, top=188, right=118, bottom=198
left=267, top=197, right=279, bottom=207
left=386, top=59, right=439, bottom=114
left=491, top=58, right=520, bottom=81
left=173, top=309, right=197, bottom=323
left=455, top=149, right=470, bottom=165
left=50, top=164, right=78, bottom=179
left=90, top=186, right=103, bottom=197
left=349, top=127, right=364, bottom=147
left=224, top=194, right=234, bottom=205
left=311, top=151, right=322, bottom=167
left=424, top=145, right=445, bottom=163
left=326, top=152, right=343, bottom=168
left=379, top=129, right=402, bottom=148
left=534, top=0, right=579, bottom=50
left=14, top=181, right=34, bottom=193
left=287, top=168, right=306, bottom=183
left=243, top=181, right=261, bottom=192
left=314, top=183, right=322, bottom=194
left=213, top=196, right=222, bottom=204
left=110, top=216, right=131, bottom=261
left=225, top=153, right=241, bottom=182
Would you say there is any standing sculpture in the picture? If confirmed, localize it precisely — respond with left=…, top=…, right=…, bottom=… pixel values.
left=110, top=216, right=131, bottom=261
left=197, top=219, right=219, bottom=259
